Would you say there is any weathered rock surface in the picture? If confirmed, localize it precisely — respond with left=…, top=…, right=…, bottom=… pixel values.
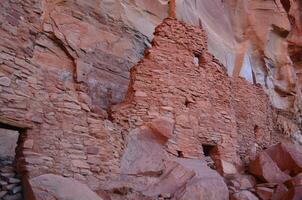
left=238, top=142, right=302, bottom=200
left=120, top=126, right=168, bottom=175
left=255, top=186, right=274, bottom=200
left=249, top=151, right=291, bottom=183
left=265, top=142, right=302, bottom=175
left=271, top=184, right=289, bottom=200
left=285, top=173, right=302, bottom=188
left=25, top=174, right=103, bottom=200
left=173, top=159, right=229, bottom=200
left=178, top=1, right=302, bottom=124
left=227, top=174, right=256, bottom=191
left=280, top=186, right=302, bottom=200
left=106, top=121, right=229, bottom=200
left=147, top=117, right=175, bottom=140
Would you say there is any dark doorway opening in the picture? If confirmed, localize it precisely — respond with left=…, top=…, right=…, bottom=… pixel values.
left=202, top=144, right=217, bottom=170
left=0, top=122, right=25, bottom=200
left=202, top=144, right=215, bottom=157
left=177, top=150, right=184, bottom=158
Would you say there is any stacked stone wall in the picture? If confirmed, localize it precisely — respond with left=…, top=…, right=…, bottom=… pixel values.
left=112, top=18, right=284, bottom=163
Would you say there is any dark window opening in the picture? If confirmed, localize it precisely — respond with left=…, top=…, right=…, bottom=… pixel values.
left=185, top=99, right=190, bottom=107
left=0, top=122, right=25, bottom=199
left=254, top=125, right=259, bottom=135
left=202, top=144, right=215, bottom=157
left=193, top=53, right=200, bottom=66
left=177, top=150, right=184, bottom=158
left=185, top=96, right=195, bottom=107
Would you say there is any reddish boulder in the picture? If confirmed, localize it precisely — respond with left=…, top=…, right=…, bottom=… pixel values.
left=285, top=173, right=302, bottom=188
left=24, top=174, right=103, bottom=200
left=171, top=158, right=229, bottom=200
left=271, top=184, right=288, bottom=200
left=142, top=159, right=195, bottom=197
left=109, top=158, right=229, bottom=200
left=228, top=174, right=256, bottom=190
left=140, top=158, right=229, bottom=199
left=249, top=151, right=291, bottom=183
left=265, top=142, right=302, bottom=176
left=148, top=117, right=175, bottom=140
left=112, top=126, right=229, bottom=200
left=215, top=159, right=238, bottom=176
left=120, top=126, right=168, bottom=175
left=280, top=186, right=302, bottom=200
left=255, top=187, right=273, bottom=200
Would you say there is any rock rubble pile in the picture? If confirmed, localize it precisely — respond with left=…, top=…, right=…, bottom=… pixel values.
left=0, top=157, right=22, bottom=200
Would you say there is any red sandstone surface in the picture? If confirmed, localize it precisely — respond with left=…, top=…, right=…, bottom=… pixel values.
left=0, top=0, right=302, bottom=200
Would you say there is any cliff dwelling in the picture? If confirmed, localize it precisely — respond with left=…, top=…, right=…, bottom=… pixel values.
left=0, top=0, right=302, bottom=200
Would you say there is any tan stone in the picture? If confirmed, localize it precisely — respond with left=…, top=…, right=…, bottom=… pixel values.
left=86, top=147, right=99, bottom=155
left=216, top=159, right=238, bottom=176
left=134, top=91, right=147, bottom=97
left=71, top=160, right=90, bottom=169
left=23, top=139, right=34, bottom=149
left=0, top=77, right=11, bottom=87
left=25, top=174, right=103, bottom=200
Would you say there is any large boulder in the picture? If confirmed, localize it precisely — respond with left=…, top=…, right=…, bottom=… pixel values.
left=280, top=186, right=302, bottom=200
left=271, top=184, right=288, bottom=200
left=142, top=159, right=196, bottom=197
left=110, top=124, right=229, bottom=200
left=265, top=142, right=302, bottom=176
left=147, top=117, right=175, bottom=140
left=255, top=187, right=274, bottom=200
left=249, top=151, right=291, bottom=183
left=227, top=174, right=256, bottom=190
left=285, top=173, right=302, bottom=188
left=215, top=159, right=238, bottom=176
left=163, top=158, right=229, bottom=200
left=120, top=126, right=168, bottom=175
left=24, top=174, right=103, bottom=200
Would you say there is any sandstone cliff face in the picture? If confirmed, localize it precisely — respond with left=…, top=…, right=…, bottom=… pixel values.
left=39, top=0, right=302, bottom=140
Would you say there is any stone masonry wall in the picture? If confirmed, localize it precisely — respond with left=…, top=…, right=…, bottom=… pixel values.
left=0, top=0, right=130, bottom=190
left=0, top=0, right=288, bottom=194
left=232, top=78, right=281, bottom=161
left=112, top=18, right=284, bottom=164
